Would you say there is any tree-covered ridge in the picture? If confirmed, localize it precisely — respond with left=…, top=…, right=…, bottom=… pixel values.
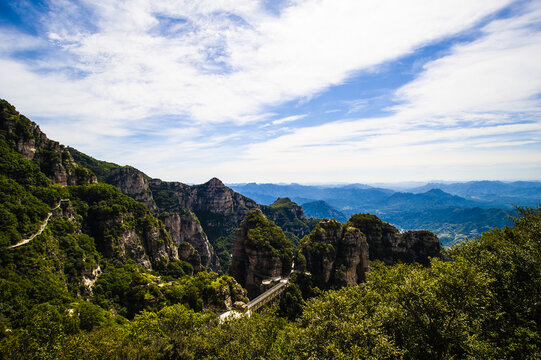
left=243, top=210, right=293, bottom=262
left=0, top=99, right=251, bottom=358
left=67, top=146, right=123, bottom=183
left=261, top=197, right=319, bottom=247
left=2, top=206, right=538, bottom=359
left=0, top=99, right=95, bottom=186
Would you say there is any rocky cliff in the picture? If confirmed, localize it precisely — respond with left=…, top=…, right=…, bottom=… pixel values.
left=399, top=230, right=441, bottom=266
left=0, top=100, right=96, bottom=186
left=161, top=211, right=218, bottom=270
left=230, top=209, right=293, bottom=298
left=70, top=184, right=185, bottom=271
left=65, top=149, right=316, bottom=271
left=347, top=213, right=441, bottom=266
left=68, top=153, right=216, bottom=270
left=149, top=177, right=260, bottom=241
left=106, top=167, right=158, bottom=212
left=295, top=219, right=370, bottom=289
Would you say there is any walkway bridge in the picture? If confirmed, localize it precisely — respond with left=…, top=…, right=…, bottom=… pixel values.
left=219, top=277, right=290, bottom=322
left=246, top=278, right=289, bottom=312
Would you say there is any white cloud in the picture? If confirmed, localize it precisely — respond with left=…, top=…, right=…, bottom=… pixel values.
left=2, top=0, right=540, bottom=183
left=0, top=0, right=512, bottom=125
left=393, top=2, right=541, bottom=118
left=271, top=114, right=307, bottom=125
left=213, top=3, right=541, bottom=183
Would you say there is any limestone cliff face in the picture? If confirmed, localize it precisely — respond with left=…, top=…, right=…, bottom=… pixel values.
left=161, top=211, right=217, bottom=270
left=149, top=177, right=260, bottom=240
left=177, top=241, right=203, bottom=273
left=230, top=210, right=293, bottom=298
left=107, top=167, right=158, bottom=212
left=0, top=100, right=96, bottom=186
left=83, top=210, right=180, bottom=271
left=296, top=219, right=370, bottom=289
left=347, top=214, right=441, bottom=266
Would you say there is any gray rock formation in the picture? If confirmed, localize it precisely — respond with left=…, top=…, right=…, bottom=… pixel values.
left=107, top=167, right=158, bottom=212
left=347, top=213, right=441, bottom=266
left=230, top=209, right=293, bottom=298
left=295, top=219, right=370, bottom=289
left=161, top=211, right=218, bottom=270
left=149, top=177, right=260, bottom=239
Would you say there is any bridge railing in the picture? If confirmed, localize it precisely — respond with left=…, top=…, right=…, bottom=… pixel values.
left=246, top=280, right=289, bottom=312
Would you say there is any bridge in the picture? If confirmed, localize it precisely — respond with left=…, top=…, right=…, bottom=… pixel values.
left=219, top=277, right=290, bottom=322
left=246, top=278, right=289, bottom=312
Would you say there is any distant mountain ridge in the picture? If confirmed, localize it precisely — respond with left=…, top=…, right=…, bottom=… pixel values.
left=302, top=200, right=347, bottom=222
left=410, top=181, right=541, bottom=207
left=229, top=181, right=538, bottom=246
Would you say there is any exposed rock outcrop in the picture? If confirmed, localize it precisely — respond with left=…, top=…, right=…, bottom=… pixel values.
left=0, top=100, right=96, bottom=186
left=177, top=241, right=203, bottom=273
left=399, top=230, right=441, bottom=266
left=230, top=210, right=293, bottom=298
left=149, top=177, right=260, bottom=241
left=65, top=149, right=316, bottom=271
left=107, top=167, right=158, bottom=212
left=161, top=211, right=217, bottom=270
left=347, top=213, right=441, bottom=266
left=295, top=219, right=370, bottom=289
left=92, top=213, right=179, bottom=270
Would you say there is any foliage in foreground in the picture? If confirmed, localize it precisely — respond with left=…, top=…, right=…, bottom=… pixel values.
left=1, top=206, right=539, bottom=359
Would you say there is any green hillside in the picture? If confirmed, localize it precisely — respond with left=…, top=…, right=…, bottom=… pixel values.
left=1, top=99, right=539, bottom=359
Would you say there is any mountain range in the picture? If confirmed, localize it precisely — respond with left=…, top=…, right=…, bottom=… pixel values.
left=230, top=181, right=540, bottom=245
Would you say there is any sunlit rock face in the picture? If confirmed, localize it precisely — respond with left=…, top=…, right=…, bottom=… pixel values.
left=107, top=167, right=158, bottom=212
left=149, top=177, right=261, bottom=241
left=162, top=211, right=217, bottom=270
left=347, top=213, right=441, bottom=266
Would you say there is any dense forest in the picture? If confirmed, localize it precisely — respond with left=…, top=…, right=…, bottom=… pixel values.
left=2, top=207, right=539, bottom=359
left=1, top=99, right=540, bottom=359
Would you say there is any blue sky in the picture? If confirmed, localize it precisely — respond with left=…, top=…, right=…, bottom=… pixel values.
left=1, top=0, right=540, bottom=184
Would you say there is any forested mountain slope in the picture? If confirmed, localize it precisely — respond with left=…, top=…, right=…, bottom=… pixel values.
left=2, top=98, right=539, bottom=359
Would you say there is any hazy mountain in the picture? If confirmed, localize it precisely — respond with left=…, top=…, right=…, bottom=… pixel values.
left=230, top=182, right=536, bottom=245
left=302, top=200, right=347, bottom=222
left=379, top=189, right=483, bottom=212
left=229, top=183, right=394, bottom=209
left=410, top=181, right=541, bottom=208
left=381, top=207, right=517, bottom=246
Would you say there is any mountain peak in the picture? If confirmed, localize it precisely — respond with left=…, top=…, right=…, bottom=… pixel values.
left=206, top=177, right=225, bottom=187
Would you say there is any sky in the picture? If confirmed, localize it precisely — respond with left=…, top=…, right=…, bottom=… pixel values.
left=0, top=0, right=540, bottom=184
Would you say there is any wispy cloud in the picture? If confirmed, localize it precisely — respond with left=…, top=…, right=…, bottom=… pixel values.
left=1, top=0, right=539, bottom=183
left=0, top=0, right=511, bottom=123
left=215, top=3, right=541, bottom=182
left=271, top=114, right=307, bottom=125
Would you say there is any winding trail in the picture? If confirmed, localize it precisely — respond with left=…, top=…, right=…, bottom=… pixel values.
left=9, top=199, right=69, bottom=249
